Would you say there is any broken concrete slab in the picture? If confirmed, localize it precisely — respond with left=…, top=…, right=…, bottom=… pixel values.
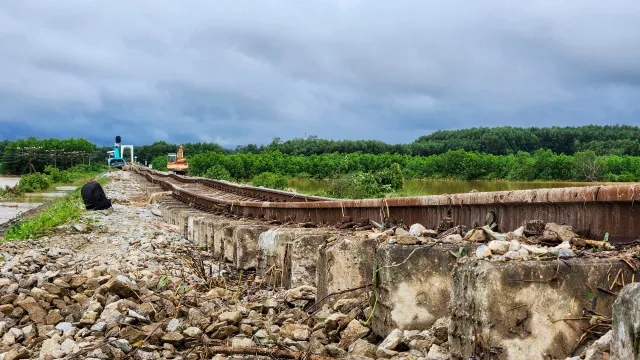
left=450, top=258, right=636, bottom=360
left=372, top=243, right=479, bottom=337
left=612, top=282, right=640, bottom=360
left=316, top=235, right=377, bottom=302
left=233, top=224, right=270, bottom=270
left=257, top=228, right=331, bottom=289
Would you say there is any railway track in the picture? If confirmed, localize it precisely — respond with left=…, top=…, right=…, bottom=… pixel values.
left=132, top=166, right=640, bottom=242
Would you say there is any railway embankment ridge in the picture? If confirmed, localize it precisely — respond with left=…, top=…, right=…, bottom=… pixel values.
left=0, top=167, right=638, bottom=359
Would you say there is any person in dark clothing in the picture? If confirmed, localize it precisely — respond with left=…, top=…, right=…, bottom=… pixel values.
left=80, top=180, right=112, bottom=210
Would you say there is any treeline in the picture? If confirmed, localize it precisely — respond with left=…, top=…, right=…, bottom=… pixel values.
left=415, top=125, right=640, bottom=156
left=1, top=137, right=103, bottom=175
left=261, top=125, right=640, bottom=156
left=139, top=125, right=640, bottom=160
left=135, top=141, right=227, bottom=165
left=188, top=150, right=640, bottom=182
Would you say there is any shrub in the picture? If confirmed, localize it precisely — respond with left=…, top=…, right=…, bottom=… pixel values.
left=16, top=173, right=51, bottom=193
left=44, top=165, right=72, bottom=183
left=374, top=163, right=405, bottom=191
left=328, top=172, right=384, bottom=199
left=252, top=172, right=289, bottom=190
left=205, top=165, right=234, bottom=181
left=151, top=155, right=168, bottom=171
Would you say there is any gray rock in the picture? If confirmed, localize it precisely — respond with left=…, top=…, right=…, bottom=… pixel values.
left=183, top=327, right=202, bottom=338
left=325, top=344, right=347, bottom=357
left=426, top=344, right=449, bottom=360
left=542, top=223, right=577, bottom=243
left=378, top=328, right=403, bottom=350
left=230, top=336, right=257, bottom=348
left=3, top=347, right=30, bottom=360
left=292, top=328, right=310, bottom=341
left=79, top=310, right=98, bottom=325
left=524, top=220, right=545, bottom=236
left=285, top=286, right=316, bottom=303
left=333, top=298, right=360, bottom=314
left=166, top=318, right=184, bottom=333
left=339, top=320, right=370, bottom=348
left=488, top=240, right=510, bottom=255
left=218, top=311, right=242, bottom=325
left=39, top=338, right=61, bottom=360
left=111, top=339, right=132, bottom=353
left=612, top=283, right=640, bottom=360
left=211, top=325, right=238, bottom=339
left=60, top=338, right=80, bottom=355
left=161, top=332, right=184, bottom=345
left=409, top=223, right=427, bottom=237
left=90, top=322, right=107, bottom=333
left=348, top=339, right=377, bottom=358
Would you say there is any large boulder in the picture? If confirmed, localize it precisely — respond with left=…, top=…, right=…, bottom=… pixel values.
left=612, top=283, right=640, bottom=359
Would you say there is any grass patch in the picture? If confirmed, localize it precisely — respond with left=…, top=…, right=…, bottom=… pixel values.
left=2, top=176, right=109, bottom=241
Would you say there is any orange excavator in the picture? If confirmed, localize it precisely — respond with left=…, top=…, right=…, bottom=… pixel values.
left=167, top=145, right=189, bottom=175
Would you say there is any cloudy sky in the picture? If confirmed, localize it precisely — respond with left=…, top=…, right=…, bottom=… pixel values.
left=1, top=1, right=639, bottom=147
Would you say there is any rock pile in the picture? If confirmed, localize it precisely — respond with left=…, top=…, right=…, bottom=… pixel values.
left=376, top=219, right=616, bottom=262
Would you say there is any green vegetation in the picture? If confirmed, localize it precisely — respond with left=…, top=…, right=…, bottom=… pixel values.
left=135, top=141, right=228, bottom=165
left=187, top=149, right=640, bottom=183
left=0, top=164, right=106, bottom=197
left=3, top=194, right=84, bottom=240
left=3, top=177, right=108, bottom=241
left=1, top=137, right=103, bottom=175
left=204, top=165, right=234, bottom=181
left=225, top=125, right=640, bottom=157
left=151, top=155, right=168, bottom=171
left=252, top=172, right=289, bottom=190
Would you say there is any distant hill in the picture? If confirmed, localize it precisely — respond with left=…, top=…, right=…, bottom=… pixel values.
left=414, top=125, right=640, bottom=156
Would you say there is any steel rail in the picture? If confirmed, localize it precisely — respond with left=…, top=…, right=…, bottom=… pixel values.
left=132, top=166, right=640, bottom=242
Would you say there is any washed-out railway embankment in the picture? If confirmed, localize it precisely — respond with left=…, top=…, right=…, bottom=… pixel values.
left=131, top=166, right=640, bottom=359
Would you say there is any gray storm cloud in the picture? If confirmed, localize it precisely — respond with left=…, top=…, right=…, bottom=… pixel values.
left=0, top=0, right=639, bottom=146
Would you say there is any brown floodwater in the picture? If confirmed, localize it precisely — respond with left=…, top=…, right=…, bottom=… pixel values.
left=288, top=178, right=636, bottom=196
left=0, top=177, right=78, bottom=225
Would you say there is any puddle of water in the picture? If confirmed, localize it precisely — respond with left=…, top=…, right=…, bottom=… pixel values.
left=0, top=202, right=43, bottom=224
left=0, top=178, right=20, bottom=189
left=0, top=177, right=79, bottom=225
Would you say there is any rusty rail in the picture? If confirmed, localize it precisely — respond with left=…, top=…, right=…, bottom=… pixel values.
left=132, top=166, right=640, bottom=242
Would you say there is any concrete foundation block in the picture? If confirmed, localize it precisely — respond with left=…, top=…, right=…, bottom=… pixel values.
left=222, top=224, right=237, bottom=264
left=450, top=258, right=636, bottom=360
left=212, top=221, right=235, bottom=261
left=257, top=228, right=330, bottom=288
left=316, top=235, right=377, bottom=302
left=372, top=243, right=479, bottom=337
left=233, top=225, right=269, bottom=269
left=612, top=282, right=640, bottom=360
left=188, top=215, right=205, bottom=244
